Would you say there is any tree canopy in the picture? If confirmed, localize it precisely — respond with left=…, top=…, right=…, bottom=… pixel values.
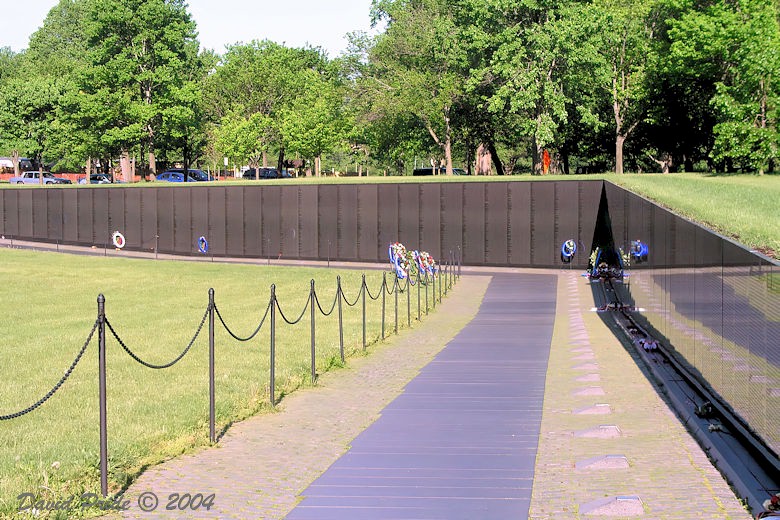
left=1, top=0, right=777, bottom=175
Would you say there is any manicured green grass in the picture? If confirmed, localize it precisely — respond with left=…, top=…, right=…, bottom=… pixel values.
left=0, top=247, right=443, bottom=516
left=608, top=173, right=780, bottom=259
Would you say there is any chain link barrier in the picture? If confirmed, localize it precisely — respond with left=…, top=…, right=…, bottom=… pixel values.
left=106, top=306, right=209, bottom=369
left=364, top=278, right=383, bottom=301
left=215, top=298, right=271, bottom=342
left=314, top=286, right=339, bottom=316
left=341, top=284, right=363, bottom=307
left=1, top=320, right=98, bottom=420
left=275, top=293, right=311, bottom=325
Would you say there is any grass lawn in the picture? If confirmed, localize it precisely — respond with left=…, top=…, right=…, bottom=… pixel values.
left=607, top=173, right=780, bottom=259
left=0, top=247, right=445, bottom=516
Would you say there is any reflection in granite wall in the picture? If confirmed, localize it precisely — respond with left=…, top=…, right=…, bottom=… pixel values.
left=607, top=184, right=780, bottom=458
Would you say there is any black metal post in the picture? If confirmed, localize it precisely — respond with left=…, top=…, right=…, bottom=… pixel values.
left=458, top=245, right=461, bottom=278
left=337, top=276, right=344, bottom=362
left=270, top=285, right=276, bottom=407
left=310, top=280, right=316, bottom=383
left=406, top=275, right=411, bottom=327
left=394, top=276, right=398, bottom=334
left=417, top=270, right=421, bottom=321
left=381, top=272, right=386, bottom=339
left=444, top=262, right=448, bottom=296
left=425, top=273, right=429, bottom=316
left=449, top=250, right=453, bottom=288
left=432, top=270, right=436, bottom=308
left=97, top=294, right=108, bottom=497
left=208, top=288, right=215, bottom=444
left=361, top=275, right=366, bottom=351
left=438, top=267, right=442, bottom=302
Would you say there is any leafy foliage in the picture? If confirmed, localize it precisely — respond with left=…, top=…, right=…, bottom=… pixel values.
left=0, top=0, right=778, bottom=175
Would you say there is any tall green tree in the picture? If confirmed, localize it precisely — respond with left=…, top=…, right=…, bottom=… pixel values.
left=281, top=68, right=348, bottom=176
left=369, top=0, right=468, bottom=175
left=665, top=0, right=780, bottom=173
left=479, top=0, right=605, bottom=174
left=0, top=76, right=64, bottom=173
left=205, top=41, right=330, bottom=171
left=74, top=0, right=200, bottom=177
left=591, top=0, right=659, bottom=174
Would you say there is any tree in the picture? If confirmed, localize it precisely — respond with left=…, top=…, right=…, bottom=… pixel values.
left=591, top=0, right=658, bottom=174
left=281, top=68, right=347, bottom=176
left=482, top=1, right=606, bottom=174
left=74, top=0, right=200, bottom=178
left=663, top=0, right=779, bottom=173
left=205, top=41, right=330, bottom=171
left=368, top=0, right=469, bottom=175
left=0, top=76, right=65, bottom=175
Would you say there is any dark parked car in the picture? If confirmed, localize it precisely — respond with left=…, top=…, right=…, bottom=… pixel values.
left=243, top=167, right=291, bottom=179
left=161, top=168, right=215, bottom=181
left=156, top=171, right=190, bottom=182
left=79, top=174, right=113, bottom=184
left=413, top=167, right=469, bottom=176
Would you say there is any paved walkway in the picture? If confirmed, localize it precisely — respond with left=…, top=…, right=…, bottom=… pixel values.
left=113, top=270, right=752, bottom=520
left=286, top=274, right=557, bottom=519
left=116, top=275, right=492, bottom=519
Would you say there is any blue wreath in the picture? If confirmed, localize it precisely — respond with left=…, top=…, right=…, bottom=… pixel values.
left=561, top=239, right=577, bottom=263
left=197, top=236, right=209, bottom=254
left=630, top=240, right=649, bottom=263
left=394, top=256, right=407, bottom=279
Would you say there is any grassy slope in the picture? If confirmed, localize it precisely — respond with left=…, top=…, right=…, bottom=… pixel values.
left=606, top=173, right=780, bottom=259
left=0, top=248, right=433, bottom=515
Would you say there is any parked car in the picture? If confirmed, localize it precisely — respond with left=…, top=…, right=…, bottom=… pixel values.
left=156, top=171, right=191, bottom=182
left=9, top=171, right=72, bottom=184
left=0, top=157, right=34, bottom=174
left=162, top=168, right=215, bottom=181
left=413, top=167, right=468, bottom=176
left=79, top=174, right=113, bottom=184
left=243, top=167, right=285, bottom=179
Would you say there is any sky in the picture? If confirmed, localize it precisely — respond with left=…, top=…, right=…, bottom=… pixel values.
left=3, top=0, right=380, bottom=57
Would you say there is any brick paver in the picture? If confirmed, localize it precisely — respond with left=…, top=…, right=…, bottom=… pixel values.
left=528, top=272, right=752, bottom=519
left=110, top=269, right=752, bottom=520
left=115, top=275, right=492, bottom=519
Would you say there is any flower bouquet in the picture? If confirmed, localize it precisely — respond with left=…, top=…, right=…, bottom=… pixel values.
left=758, top=493, right=780, bottom=518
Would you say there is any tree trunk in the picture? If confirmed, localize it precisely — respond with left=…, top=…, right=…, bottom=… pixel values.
left=615, top=135, right=626, bottom=174
left=561, top=144, right=570, bottom=175
left=684, top=154, right=693, bottom=173
left=532, top=140, right=542, bottom=175
left=148, top=152, right=156, bottom=176
left=444, top=111, right=453, bottom=175
left=486, top=140, right=504, bottom=175
left=11, top=150, right=19, bottom=176
left=120, top=151, right=132, bottom=182
left=315, top=155, right=321, bottom=177
left=277, top=147, right=285, bottom=176
left=262, top=150, right=268, bottom=168
left=466, top=140, right=474, bottom=175
left=444, top=136, right=453, bottom=175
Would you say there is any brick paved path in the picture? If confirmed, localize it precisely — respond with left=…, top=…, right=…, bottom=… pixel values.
left=116, top=276, right=491, bottom=519
left=528, top=272, right=751, bottom=519
left=114, top=271, right=752, bottom=520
